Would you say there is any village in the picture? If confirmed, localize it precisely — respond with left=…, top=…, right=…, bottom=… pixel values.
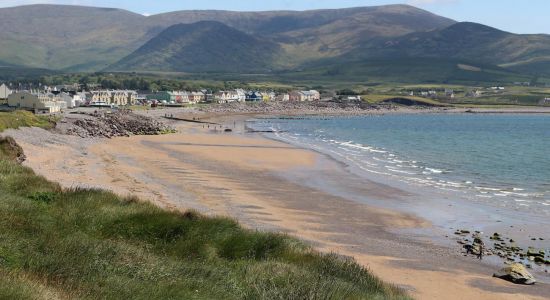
left=1, top=79, right=549, bottom=115
left=0, top=82, right=321, bottom=114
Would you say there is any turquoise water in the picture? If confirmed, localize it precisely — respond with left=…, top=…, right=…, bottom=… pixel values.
left=250, top=114, right=550, bottom=215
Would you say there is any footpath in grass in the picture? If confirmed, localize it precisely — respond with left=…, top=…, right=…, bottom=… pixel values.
left=0, top=116, right=411, bottom=299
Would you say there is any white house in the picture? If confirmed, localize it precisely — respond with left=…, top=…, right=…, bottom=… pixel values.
left=7, top=91, right=64, bottom=114
left=301, top=90, right=320, bottom=101
left=0, top=83, right=12, bottom=101
left=275, top=93, right=290, bottom=101
left=235, top=89, right=247, bottom=102
left=445, top=89, right=455, bottom=98
left=90, top=90, right=137, bottom=106
left=58, top=92, right=76, bottom=109
left=73, top=92, right=86, bottom=107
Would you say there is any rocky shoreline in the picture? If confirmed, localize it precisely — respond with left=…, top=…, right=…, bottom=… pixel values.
left=453, top=229, right=549, bottom=280
left=54, top=110, right=174, bottom=138
left=196, top=100, right=444, bottom=115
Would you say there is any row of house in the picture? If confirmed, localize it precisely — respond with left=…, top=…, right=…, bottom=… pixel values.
left=214, top=90, right=320, bottom=103
left=408, top=89, right=457, bottom=99
left=90, top=90, right=137, bottom=106
left=4, top=89, right=134, bottom=114
left=146, top=91, right=207, bottom=104
left=2, top=82, right=322, bottom=113
left=145, top=89, right=321, bottom=104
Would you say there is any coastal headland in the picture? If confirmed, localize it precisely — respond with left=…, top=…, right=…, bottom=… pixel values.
left=4, top=105, right=550, bottom=299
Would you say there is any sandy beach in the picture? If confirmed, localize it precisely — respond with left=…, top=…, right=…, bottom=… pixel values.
left=4, top=109, right=550, bottom=299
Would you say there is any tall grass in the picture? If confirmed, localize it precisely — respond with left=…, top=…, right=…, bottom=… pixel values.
left=0, top=129, right=410, bottom=299
left=0, top=110, right=56, bottom=132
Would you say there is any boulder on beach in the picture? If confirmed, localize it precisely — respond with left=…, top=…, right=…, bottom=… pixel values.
left=493, top=263, right=536, bottom=285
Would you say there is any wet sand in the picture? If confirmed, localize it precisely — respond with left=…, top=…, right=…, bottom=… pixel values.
left=4, top=113, right=550, bottom=300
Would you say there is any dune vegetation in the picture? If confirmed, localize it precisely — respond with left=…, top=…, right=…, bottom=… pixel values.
left=0, top=116, right=410, bottom=299
left=0, top=110, right=55, bottom=132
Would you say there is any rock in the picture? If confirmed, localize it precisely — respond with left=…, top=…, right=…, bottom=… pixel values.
left=0, top=136, right=26, bottom=163
left=460, top=229, right=470, bottom=234
left=527, top=248, right=544, bottom=258
left=493, top=263, right=536, bottom=285
left=534, top=256, right=545, bottom=264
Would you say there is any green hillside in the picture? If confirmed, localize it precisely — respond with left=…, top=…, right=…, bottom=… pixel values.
left=146, top=5, right=456, bottom=66
left=0, top=4, right=549, bottom=82
left=0, top=5, right=152, bottom=71
left=284, top=58, right=533, bottom=84
left=0, top=66, right=58, bottom=81
left=0, top=4, right=454, bottom=71
left=109, top=22, right=284, bottom=73
left=342, top=22, right=550, bottom=76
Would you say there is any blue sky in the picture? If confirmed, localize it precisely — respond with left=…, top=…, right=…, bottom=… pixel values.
left=2, top=0, right=549, bottom=34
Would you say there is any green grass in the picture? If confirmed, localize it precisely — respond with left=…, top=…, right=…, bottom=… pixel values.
left=0, top=110, right=56, bottom=132
left=0, top=135, right=409, bottom=299
left=361, top=94, right=448, bottom=107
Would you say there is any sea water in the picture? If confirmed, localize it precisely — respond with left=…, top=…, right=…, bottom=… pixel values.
left=249, top=113, right=550, bottom=216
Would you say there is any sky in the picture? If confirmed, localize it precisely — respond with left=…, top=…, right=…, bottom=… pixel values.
left=0, top=0, right=549, bottom=34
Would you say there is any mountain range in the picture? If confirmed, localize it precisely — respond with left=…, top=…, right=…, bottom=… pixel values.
left=0, top=4, right=549, bottom=83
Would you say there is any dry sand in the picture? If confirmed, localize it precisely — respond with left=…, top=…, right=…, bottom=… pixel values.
left=4, top=112, right=550, bottom=300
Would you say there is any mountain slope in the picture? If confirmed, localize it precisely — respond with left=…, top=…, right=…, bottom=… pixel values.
left=108, top=22, right=283, bottom=73
left=344, top=22, right=550, bottom=73
left=146, top=5, right=456, bottom=65
left=0, top=4, right=549, bottom=80
left=146, top=5, right=455, bottom=37
left=0, top=4, right=152, bottom=70
left=0, top=4, right=454, bottom=71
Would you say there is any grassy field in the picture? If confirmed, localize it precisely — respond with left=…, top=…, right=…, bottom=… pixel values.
left=0, top=114, right=410, bottom=299
left=361, top=94, right=448, bottom=106
left=0, top=110, right=56, bottom=132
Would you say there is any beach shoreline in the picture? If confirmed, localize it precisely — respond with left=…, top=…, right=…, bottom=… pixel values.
left=3, top=107, right=550, bottom=299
